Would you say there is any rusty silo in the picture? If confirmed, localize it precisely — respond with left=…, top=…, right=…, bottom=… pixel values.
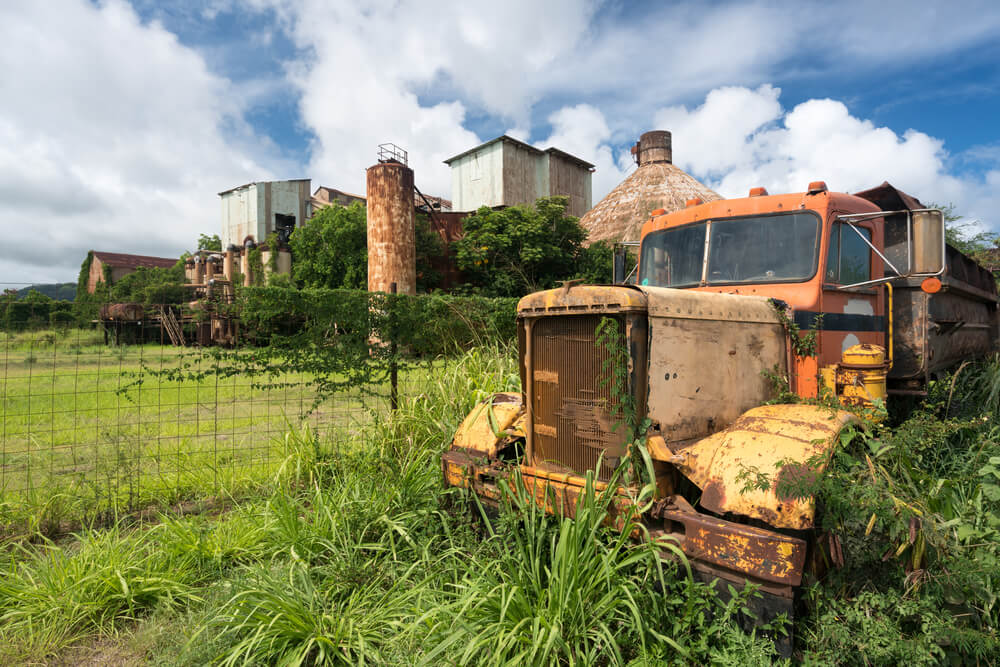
left=580, top=130, right=722, bottom=245
left=366, top=144, right=416, bottom=295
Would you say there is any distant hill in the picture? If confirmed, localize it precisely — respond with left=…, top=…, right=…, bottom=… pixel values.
left=14, top=283, right=77, bottom=301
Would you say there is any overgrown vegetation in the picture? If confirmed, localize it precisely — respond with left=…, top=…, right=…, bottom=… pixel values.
left=454, top=196, right=614, bottom=296
left=5, top=338, right=1000, bottom=663
left=73, top=250, right=188, bottom=323
left=0, top=344, right=783, bottom=665
left=0, top=289, right=75, bottom=330
left=153, top=287, right=521, bottom=409
left=779, top=356, right=1000, bottom=662
left=289, top=202, right=447, bottom=292
left=197, top=234, right=222, bottom=252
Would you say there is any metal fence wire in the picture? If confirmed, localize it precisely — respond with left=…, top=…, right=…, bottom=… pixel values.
left=0, top=319, right=427, bottom=526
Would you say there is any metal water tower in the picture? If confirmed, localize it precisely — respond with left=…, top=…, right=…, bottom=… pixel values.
left=366, top=143, right=416, bottom=295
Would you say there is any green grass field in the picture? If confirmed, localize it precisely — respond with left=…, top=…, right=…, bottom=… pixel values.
left=0, top=329, right=426, bottom=533
left=3, top=335, right=1000, bottom=664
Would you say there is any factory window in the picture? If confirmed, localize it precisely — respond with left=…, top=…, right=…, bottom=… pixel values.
left=275, top=213, right=296, bottom=245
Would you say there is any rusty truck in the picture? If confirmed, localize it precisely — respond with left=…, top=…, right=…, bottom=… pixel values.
left=442, top=180, right=999, bottom=639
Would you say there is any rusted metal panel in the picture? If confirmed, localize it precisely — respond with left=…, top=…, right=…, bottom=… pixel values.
left=926, top=288, right=997, bottom=376
left=501, top=140, right=541, bottom=208
left=642, top=287, right=786, bottom=443
left=451, top=393, right=525, bottom=455
left=100, top=303, right=144, bottom=321
left=426, top=211, right=467, bottom=290
left=530, top=315, right=626, bottom=480
left=517, top=284, right=648, bottom=315
left=635, top=130, right=672, bottom=165
left=366, top=162, right=416, bottom=295
left=669, top=405, right=857, bottom=530
left=546, top=152, right=591, bottom=217
left=442, top=449, right=807, bottom=587
left=653, top=497, right=807, bottom=587
left=890, top=283, right=998, bottom=382
left=888, top=286, right=927, bottom=380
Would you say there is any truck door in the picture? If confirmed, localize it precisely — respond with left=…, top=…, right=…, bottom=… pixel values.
left=819, top=219, right=884, bottom=369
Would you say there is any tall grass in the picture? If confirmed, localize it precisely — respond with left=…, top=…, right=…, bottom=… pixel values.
left=0, top=525, right=201, bottom=655
left=0, top=344, right=522, bottom=662
left=425, top=468, right=695, bottom=665
left=0, top=342, right=811, bottom=664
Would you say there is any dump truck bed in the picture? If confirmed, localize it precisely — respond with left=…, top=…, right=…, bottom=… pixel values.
left=889, top=245, right=999, bottom=387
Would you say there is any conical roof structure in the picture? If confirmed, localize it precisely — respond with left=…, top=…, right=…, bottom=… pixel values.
left=580, top=131, right=722, bottom=245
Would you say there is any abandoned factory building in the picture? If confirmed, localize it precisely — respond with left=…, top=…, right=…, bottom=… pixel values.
left=444, top=135, right=594, bottom=218
left=218, top=179, right=312, bottom=248
left=85, top=251, right=178, bottom=293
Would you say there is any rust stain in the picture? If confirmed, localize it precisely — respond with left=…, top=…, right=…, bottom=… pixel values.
left=533, top=369, right=558, bottom=383
left=700, top=481, right=726, bottom=511
left=534, top=423, right=557, bottom=438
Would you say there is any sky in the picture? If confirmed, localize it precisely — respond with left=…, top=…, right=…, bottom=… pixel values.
left=2, top=0, right=999, bottom=285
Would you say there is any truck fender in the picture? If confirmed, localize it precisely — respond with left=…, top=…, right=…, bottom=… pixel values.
left=653, top=404, right=858, bottom=531
left=451, top=392, right=526, bottom=458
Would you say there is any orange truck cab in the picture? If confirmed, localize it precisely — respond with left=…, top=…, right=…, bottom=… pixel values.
left=634, top=181, right=999, bottom=400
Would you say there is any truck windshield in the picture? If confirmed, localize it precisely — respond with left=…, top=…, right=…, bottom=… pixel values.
left=707, top=213, right=819, bottom=284
left=637, top=223, right=707, bottom=287
left=638, top=212, right=820, bottom=287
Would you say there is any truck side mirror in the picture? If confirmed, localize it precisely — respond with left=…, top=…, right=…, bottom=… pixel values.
left=911, top=210, right=945, bottom=275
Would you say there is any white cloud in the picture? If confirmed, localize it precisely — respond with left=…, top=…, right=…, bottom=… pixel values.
left=536, top=104, right=630, bottom=201
left=272, top=0, right=604, bottom=198
left=655, top=86, right=999, bottom=228
left=0, top=0, right=282, bottom=283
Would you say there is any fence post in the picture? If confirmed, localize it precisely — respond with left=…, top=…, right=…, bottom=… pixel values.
left=390, top=282, right=398, bottom=412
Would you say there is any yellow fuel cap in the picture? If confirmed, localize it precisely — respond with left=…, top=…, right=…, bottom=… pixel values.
left=842, top=343, right=885, bottom=366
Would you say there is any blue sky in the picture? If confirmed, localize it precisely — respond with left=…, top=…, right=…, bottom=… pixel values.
left=132, top=0, right=1000, bottom=168
left=1, top=0, right=999, bottom=283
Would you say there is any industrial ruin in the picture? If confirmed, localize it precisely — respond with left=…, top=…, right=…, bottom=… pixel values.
left=97, top=130, right=711, bottom=345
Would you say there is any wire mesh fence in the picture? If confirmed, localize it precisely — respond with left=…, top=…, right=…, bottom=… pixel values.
left=0, top=322, right=434, bottom=532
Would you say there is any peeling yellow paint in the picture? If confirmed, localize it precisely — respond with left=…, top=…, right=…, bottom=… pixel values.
left=672, top=404, right=858, bottom=530
left=452, top=392, right=525, bottom=455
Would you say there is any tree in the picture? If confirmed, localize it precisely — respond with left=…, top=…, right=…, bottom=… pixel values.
left=108, top=262, right=187, bottom=304
left=289, top=202, right=368, bottom=290
left=198, top=233, right=223, bottom=251
left=574, top=241, right=616, bottom=285
left=933, top=203, right=999, bottom=266
left=453, top=196, right=602, bottom=297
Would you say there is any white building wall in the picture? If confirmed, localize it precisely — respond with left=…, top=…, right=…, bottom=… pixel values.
left=220, top=180, right=309, bottom=248
left=448, top=138, right=593, bottom=215
left=450, top=141, right=504, bottom=211
left=220, top=184, right=256, bottom=248
left=270, top=181, right=305, bottom=227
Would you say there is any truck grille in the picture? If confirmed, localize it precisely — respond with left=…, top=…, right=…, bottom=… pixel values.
left=530, top=316, right=628, bottom=481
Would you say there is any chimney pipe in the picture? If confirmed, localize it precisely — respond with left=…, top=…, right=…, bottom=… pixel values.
left=224, top=244, right=236, bottom=282
left=634, top=130, right=672, bottom=166
left=193, top=255, right=205, bottom=285
left=242, top=239, right=255, bottom=287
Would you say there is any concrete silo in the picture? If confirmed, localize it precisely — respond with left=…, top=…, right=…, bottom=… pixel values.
left=366, top=145, right=416, bottom=295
